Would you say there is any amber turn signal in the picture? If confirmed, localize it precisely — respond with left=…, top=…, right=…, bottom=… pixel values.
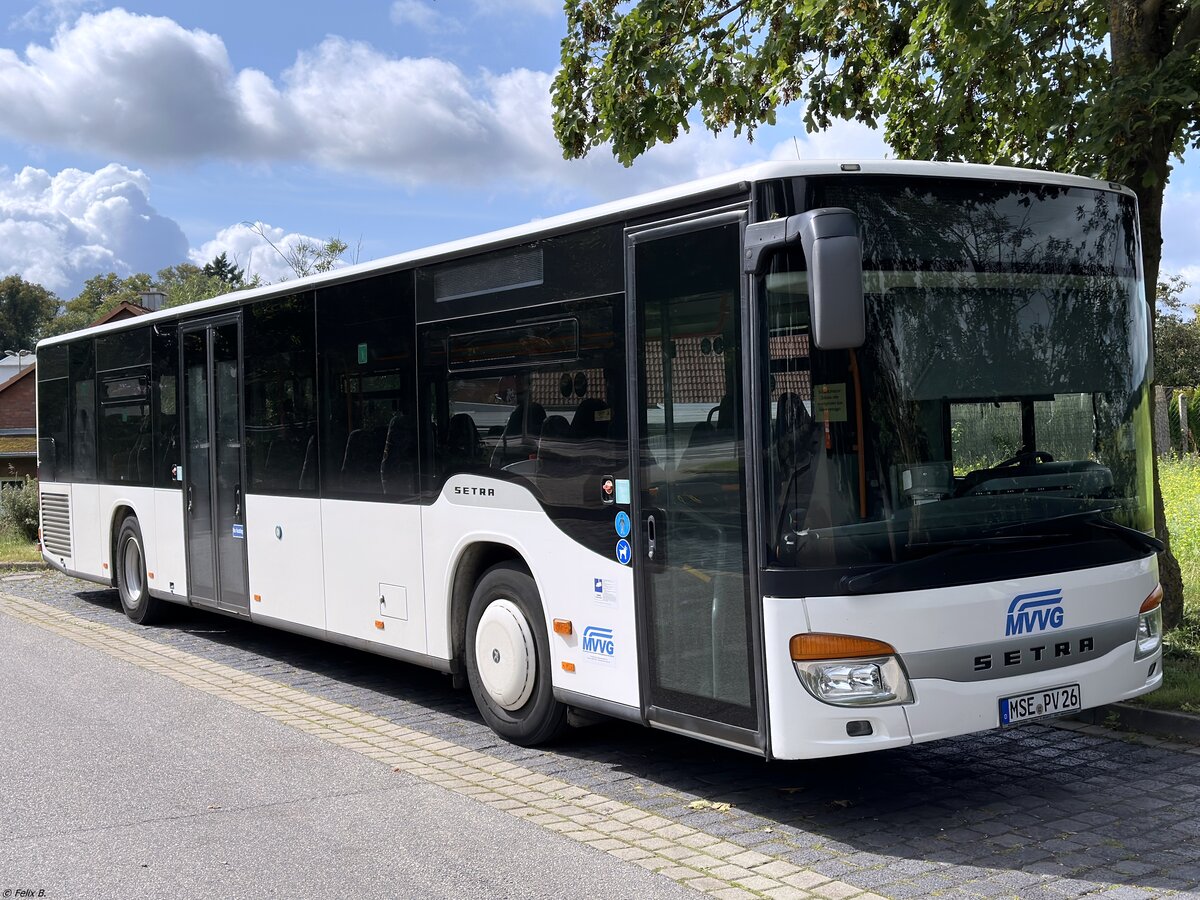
left=1140, top=584, right=1163, bottom=614
left=553, top=619, right=573, bottom=636
left=790, top=633, right=897, bottom=661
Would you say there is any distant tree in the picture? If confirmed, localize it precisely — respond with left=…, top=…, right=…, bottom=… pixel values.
left=202, top=252, right=245, bottom=287
left=0, top=275, right=58, bottom=350
left=1155, top=276, right=1200, bottom=386
left=156, top=262, right=236, bottom=310
left=245, top=223, right=351, bottom=280
left=284, top=237, right=349, bottom=278
left=45, top=272, right=154, bottom=336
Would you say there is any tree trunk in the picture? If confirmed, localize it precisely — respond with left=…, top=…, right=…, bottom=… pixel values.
left=1110, top=0, right=1186, bottom=629
left=1130, top=174, right=1185, bottom=628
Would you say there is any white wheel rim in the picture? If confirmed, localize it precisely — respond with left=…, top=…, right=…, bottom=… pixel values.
left=475, top=598, right=536, bottom=711
left=123, top=536, right=144, bottom=606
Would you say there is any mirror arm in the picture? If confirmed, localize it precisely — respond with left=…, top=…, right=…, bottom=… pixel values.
left=743, top=218, right=802, bottom=275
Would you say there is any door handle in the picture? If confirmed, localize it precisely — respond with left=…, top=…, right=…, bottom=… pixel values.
left=234, top=483, right=242, bottom=520
left=187, top=482, right=195, bottom=516
left=647, top=513, right=657, bottom=561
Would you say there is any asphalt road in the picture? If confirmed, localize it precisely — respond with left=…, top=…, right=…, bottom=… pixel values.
left=4, top=571, right=1200, bottom=899
left=0, top=601, right=698, bottom=900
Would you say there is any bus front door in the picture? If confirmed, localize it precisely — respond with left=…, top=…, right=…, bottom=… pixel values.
left=628, top=213, right=764, bottom=752
left=181, top=318, right=249, bottom=616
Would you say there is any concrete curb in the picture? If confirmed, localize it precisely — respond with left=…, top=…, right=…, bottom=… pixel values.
left=1071, top=702, right=1200, bottom=744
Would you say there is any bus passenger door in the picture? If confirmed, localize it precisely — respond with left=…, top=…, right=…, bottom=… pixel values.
left=181, top=318, right=249, bottom=616
left=627, top=213, right=764, bottom=752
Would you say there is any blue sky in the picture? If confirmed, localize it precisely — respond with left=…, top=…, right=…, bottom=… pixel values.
left=1, top=1, right=1197, bottom=303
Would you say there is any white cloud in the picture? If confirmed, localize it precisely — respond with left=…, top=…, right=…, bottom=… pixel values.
left=0, top=10, right=258, bottom=160
left=390, top=1, right=463, bottom=34
left=767, top=116, right=892, bottom=161
left=0, top=162, right=187, bottom=297
left=189, top=222, right=341, bottom=286
left=7, top=0, right=96, bottom=32
left=473, top=0, right=560, bottom=16
left=1161, top=181, right=1200, bottom=306
left=0, top=9, right=765, bottom=196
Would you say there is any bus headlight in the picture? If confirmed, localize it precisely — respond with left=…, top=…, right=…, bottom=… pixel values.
left=1134, top=585, right=1163, bottom=660
left=790, top=634, right=913, bottom=706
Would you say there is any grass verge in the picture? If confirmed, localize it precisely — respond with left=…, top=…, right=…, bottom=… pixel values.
left=1133, top=455, right=1200, bottom=714
left=0, top=527, right=41, bottom=564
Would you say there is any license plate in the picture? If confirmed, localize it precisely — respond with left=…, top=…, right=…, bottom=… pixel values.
left=999, top=683, right=1081, bottom=726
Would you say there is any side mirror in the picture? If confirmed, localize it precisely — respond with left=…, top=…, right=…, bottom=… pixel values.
left=745, top=208, right=866, bottom=349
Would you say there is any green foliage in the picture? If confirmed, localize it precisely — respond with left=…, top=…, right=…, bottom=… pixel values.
left=1159, top=455, right=1200, bottom=600
left=0, top=476, right=40, bottom=543
left=242, top=223, right=350, bottom=280
left=202, top=251, right=245, bottom=287
left=0, top=275, right=58, bottom=349
left=552, top=0, right=1200, bottom=190
left=283, top=237, right=349, bottom=278
left=1166, top=390, right=1200, bottom=452
left=42, top=251, right=261, bottom=331
left=1142, top=455, right=1200, bottom=712
left=44, top=272, right=154, bottom=336
left=1155, top=275, right=1200, bottom=386
left=156, top=262, right=243, bottom=310
left=0, top=528, right=40, bottom=563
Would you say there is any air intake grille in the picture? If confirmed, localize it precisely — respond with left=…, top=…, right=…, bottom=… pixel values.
left=40, top=492, right=71, bottom=557
left=433, top=248, right=543, bottom=302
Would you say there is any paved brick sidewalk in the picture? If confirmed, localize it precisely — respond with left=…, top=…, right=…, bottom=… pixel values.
left=6, top=571, right=1199, bottom=899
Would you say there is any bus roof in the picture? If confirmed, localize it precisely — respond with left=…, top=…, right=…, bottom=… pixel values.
left=36, top=159, right=1133, bottom=349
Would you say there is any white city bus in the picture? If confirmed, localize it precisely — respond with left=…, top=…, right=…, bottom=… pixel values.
left=36, top=161, right=1164, bottom=758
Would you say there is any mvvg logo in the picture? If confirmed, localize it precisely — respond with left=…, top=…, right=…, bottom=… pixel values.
left=1005, top=589, right=1065, bottom=636
left=582, top=626, right=615, bottom=657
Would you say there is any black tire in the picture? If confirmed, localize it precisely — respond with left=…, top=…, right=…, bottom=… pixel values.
left=465, top=563, right=566, bottom=746
left=115, top=516, right=165, bottom=625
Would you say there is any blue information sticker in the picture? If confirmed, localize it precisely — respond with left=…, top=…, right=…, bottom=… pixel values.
left=232, top=524, right=245, bottom=540
left=614, top=510, right=631, bottom=538
left=615, top=539, right=632, bottom=565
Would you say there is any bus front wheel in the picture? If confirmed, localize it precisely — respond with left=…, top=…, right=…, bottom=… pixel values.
left=465, top=563, right=566, bottom=746
left=115, top=516, right=165, bottom=625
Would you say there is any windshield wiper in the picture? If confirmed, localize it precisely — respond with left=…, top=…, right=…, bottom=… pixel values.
left=987, top=506, right=1164, bottom=555
left=840, top=536, right=1042, bottom=595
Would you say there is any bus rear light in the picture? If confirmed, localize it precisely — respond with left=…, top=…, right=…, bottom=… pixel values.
left=790, top=633, right=912, bottom=707
left=1135, top=584, right=1163, bottom=660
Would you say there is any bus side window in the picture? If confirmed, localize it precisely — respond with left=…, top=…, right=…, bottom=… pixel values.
left=68, top=340, right=96, bottom=483
left=244, top=293, right=317, bottom=496
left=317, top=271, right=417, bottom=502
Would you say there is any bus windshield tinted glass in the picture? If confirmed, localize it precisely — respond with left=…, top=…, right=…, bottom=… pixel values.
left=764, top=177, right=1154, bottom=586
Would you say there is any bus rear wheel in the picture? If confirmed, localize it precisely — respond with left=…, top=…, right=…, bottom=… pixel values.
left=465, top=563, right=566, bottom=746
left=115, top=516, right=165, bottom=625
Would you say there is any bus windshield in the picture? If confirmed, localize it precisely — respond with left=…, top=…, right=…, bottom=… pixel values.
left=763, top=176, right=1154, bottom=589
